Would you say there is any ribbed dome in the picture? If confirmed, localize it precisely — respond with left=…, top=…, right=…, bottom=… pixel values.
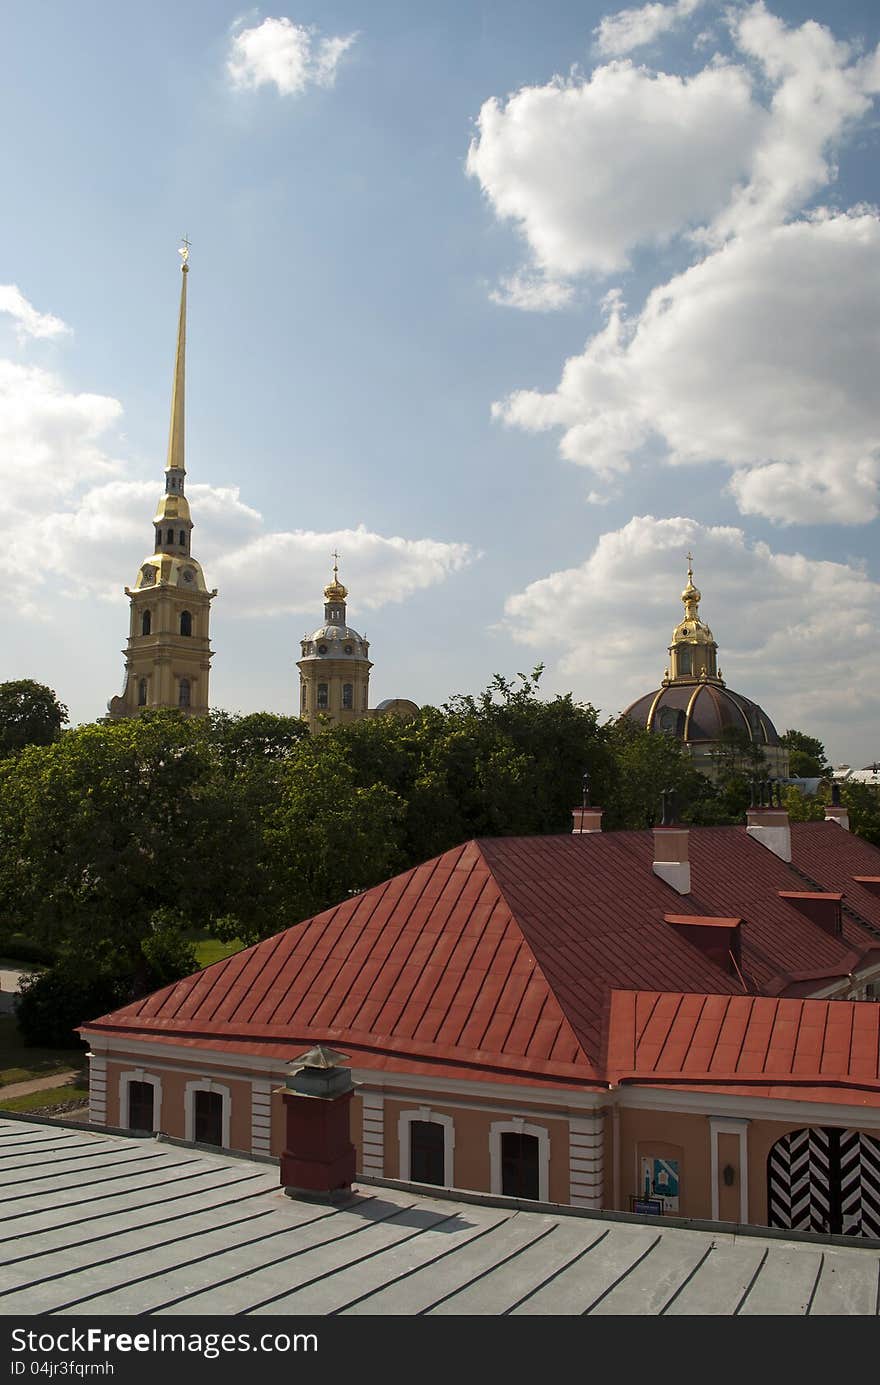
left=624, top=683, right=781, bottom=746
left=301, top=625, right=368, bottom=659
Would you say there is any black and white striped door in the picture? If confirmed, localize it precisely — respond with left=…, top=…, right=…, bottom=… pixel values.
left=768, top=1126, right=880, bottom=1238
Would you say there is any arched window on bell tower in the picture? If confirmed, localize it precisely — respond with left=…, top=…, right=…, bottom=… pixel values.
left=180, top=611, right=192, bottom=637
left=179, top=678, right=191, bottom=708
left=138, top=678, right=148, bottom=707
left=141, top=610, right=151, bottom=636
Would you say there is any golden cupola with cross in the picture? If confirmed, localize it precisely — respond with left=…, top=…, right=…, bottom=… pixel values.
left=107, top=243, right=216, bottom=720
left=666, top=557, right=721, bottom=684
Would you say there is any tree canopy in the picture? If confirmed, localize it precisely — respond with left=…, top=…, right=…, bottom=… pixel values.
left=0, top=680, right=68, bottom=757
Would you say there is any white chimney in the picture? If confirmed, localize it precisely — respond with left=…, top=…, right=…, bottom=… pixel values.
left=572, top=806, right=603, bottom=834
left=746, top=783, right=791, bottom=862
left=653, top=825, right=691, bottom=895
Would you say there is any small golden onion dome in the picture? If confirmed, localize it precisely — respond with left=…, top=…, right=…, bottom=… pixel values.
left=323, top=577, right=348, bottom=602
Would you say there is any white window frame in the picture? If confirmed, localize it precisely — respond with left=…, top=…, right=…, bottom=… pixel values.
left=397, top=1107, right=454, bottom=1187
left=185, top=1079, right=231, bottom=1148
left=118, top=1068, right=162, bottom=1133
left=490, top=1118, right=550, bottom=1203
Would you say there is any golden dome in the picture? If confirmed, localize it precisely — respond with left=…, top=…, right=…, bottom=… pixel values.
left=323, top=554, right=348, bottom=602
left=154, top=492, right=192, bottom=523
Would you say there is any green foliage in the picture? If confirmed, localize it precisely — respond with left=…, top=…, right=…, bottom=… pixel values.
left=842, top=782, right=880, bottom=848
left=15, top=960, right=130, bottom=1049
left=781, top=785, right=826, bottom=822
left=781, top=729, right=832, bottom=779
left=0, top=681, right=68, bottom=758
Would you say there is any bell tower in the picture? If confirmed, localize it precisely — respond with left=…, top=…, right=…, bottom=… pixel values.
left=663, top=555, right=722, bottom=686
left=297, top=557, right=372, bottom=733
left=108, top=242, right=216, bottom=719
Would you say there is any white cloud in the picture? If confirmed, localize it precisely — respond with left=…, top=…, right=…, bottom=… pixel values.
left=493, top=210, right=880, bottom=522
left=594, top=0, right=705, bottom=58
left=0, top=285, right=70, bottom=340
left=467, top=60, right=762, bottom=278
left=708, top=2, right=880, bottom=242
left=502, top=515, right=880, bottom=761
left=226, top=16, right=357, bottom=96
left=0, top=359, right=123, bottom=512
left=489, top=271, right=574, bottom=311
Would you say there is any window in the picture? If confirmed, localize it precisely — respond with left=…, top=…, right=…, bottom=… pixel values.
left=141, top=610, right=151, bottom=636
left=398, top=1109, right=454, bottom=1186
left=184, top=1080, right=230, bottom=1148
left=127, top=1081, right=155, bottom=1132
left=193, top=1090, right=224, bottom=1146
left=301, top=684, right=307, bottom=709
left=409, top=1121, right=446, bottom=1186
left=179, top=678, right=191, bottom=708
left=501, top=1132, right=540, bottom=1200
left=179, top=530, right=186, bottom=546
left=166, top=528, right=174, bottom=545
left=362, top=688, right=368, bottom=710
left=490, top=1121, right=549, bottom=1201
left=317, top=683, right=328, bottom=709
left=155, top=528, right=162, bottom=549
left=343, top=683, right=353, bottom=709
left=180, top=611, right=192, bottom=637
left=678, top=647, right=693, bottom=676
left=137, top=678, right=148, bottom=707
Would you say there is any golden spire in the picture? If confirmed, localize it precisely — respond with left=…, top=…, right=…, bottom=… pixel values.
left=165, top=238, right=190, bottom=475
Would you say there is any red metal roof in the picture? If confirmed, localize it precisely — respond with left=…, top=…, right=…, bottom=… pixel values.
left=84, top=822, right=880, bottom=1091
left=605, top=989, right=880, bottom=1104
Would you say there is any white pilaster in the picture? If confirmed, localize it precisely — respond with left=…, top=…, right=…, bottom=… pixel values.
left=569, top=1113, right=605, bottom=1208
left=361, top=1091, right=385, bottom=1176
left=251, top=1078, right=272, bottom=1156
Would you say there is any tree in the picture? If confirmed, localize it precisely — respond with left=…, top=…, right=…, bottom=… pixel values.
left=781, top=729, right=832, bottom=779
left=0, top=680, right=68, bottom=757
left=603, top=716, right=716, bottom=828
left=0, top=711, right=262, bottom=993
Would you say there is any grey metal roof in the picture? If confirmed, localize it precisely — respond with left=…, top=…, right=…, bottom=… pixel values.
left=1, top=1117, right=879, bottom=1316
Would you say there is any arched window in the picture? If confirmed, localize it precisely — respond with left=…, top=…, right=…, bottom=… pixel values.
left=343, top=683, right=353, bottom=709
left=166, top=527, right=174, bottom=545
left=398, top=1110, right=454, bottom=1187
left=301, top=684, right=307, bottom=709
left=179, top=530, right=186, bottom=546
left=677, top=646, right=693, bottom=676
left=178, top=678, right=191, bottom=709
left=141, top=610, right=151, bottom=636
left=317, top=683, right=329, bottom=709
left=180, top=611, right=192, bottom=637
left=137, top=678, right=148, bottom=707
left=155, top=528, right=161, bottom=549
left=490, top=1121, right=550, bottom=1202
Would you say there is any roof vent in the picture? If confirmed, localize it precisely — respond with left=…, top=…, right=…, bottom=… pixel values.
left=665, top=915, right=742, bottom=974
left=778, top=891, right=843, bottom=937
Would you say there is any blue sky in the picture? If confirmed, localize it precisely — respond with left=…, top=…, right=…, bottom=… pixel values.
left=1, top=0, right=878, bottom=762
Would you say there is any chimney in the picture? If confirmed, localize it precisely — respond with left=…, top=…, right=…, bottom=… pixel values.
left=572, top=767, right=603, bottom=833
left=572, top=806, right=603, bottom=833
left=746, top=780, right=791, bottom=862
left=825, top=782, right=850, bottom=831
left=653, top=790, right=690, bottom=894
left=277, top=1045, right=357, bottom=1204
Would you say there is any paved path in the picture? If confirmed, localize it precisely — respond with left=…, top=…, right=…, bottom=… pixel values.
left=0, top=1069, right=82, bottom=1101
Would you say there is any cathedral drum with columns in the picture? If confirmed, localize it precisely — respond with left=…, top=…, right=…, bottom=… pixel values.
left=297, top=563, right=372, bottom=733
left=623, top=559, right=789, bottom=779
left=108, top=244, right=216, bottom=720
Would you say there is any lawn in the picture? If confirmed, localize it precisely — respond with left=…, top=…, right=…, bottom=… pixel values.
left=0, top=1015, right=85, bottom=1088
left=192, top=936, right=244, bottom=967
left=0, top=1079, right=89, bottom=1113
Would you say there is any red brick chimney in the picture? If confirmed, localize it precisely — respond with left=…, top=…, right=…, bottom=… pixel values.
left=278, top=1045, right=357, bottom=1203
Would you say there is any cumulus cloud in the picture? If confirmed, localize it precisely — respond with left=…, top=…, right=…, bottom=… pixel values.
left=708, top=2, right=880, bottom=242
left=0, top=359, right=123, bottom=512
left=467, top=60, right=762, bottom=278
left=226, top=16, right=357, bottom=95
left=594, top=0, right=705, bottom=58
left=502, top=515, right=880, bottom=761
left=493, top=210, right=880, bottom=521
left=0, top=285, right=70, bottom=341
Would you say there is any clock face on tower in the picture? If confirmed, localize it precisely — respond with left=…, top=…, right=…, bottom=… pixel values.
left=182, top=568, right=195, bottom=585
